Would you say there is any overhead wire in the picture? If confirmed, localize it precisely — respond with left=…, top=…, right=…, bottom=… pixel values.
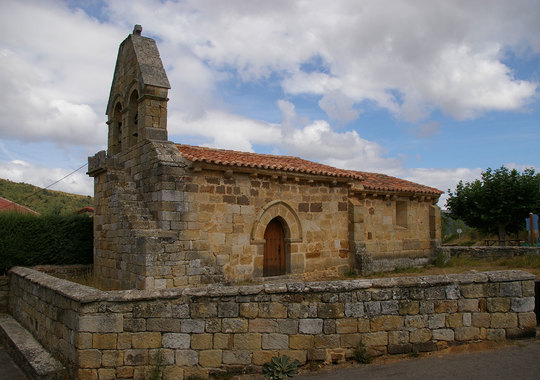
left=0, top=162, right=88, bottom=211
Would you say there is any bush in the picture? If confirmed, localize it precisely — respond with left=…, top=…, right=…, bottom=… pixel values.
left=0, top=212, right=93, bottom=274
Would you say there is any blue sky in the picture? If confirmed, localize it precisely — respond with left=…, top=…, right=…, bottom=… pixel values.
left=0, top=0, right=538, bottom=207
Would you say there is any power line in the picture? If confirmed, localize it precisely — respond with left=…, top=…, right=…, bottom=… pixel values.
left=0, top=162, right=88, bottom=211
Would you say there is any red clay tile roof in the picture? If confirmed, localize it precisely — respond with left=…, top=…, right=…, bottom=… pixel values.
left=354, top=171, right=443, bottom=195
left=176, top=144, right=442, bottom=195
left=176, top=144, right=363, bottom=180
left=0, top=197, right=40, bottom=215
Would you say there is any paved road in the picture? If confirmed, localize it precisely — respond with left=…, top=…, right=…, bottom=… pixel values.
left=0, top=344, right=27, bottom=380
left=296, top=339, right=540, bottom=380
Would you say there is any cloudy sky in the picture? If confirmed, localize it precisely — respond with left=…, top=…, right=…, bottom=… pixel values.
left=0, top=0, right=538, bottom=207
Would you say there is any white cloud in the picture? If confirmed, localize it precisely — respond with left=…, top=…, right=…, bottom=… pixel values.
left=0, top=160, right=93, bottom=196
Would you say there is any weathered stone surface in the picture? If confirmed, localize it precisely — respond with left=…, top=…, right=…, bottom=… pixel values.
left=486, top=298, right=510, bottom=312
left=78, top=350, right=102, bottom=368
left=432, top=328, right=454, bottom=341
left=233, top=333, right=261, bottom=350
left=299, top=319, right=324, bottom=334
left=362, top=332, right=388, bottom=346
left=344, top=302, right=364, bottom=317
left=336, top=319, right=357, bottom=334
left=192, top=334, right=213, bottom=349
left=491, top=313, right=518, bottom=328
left=132, top=332, right=161, bottom=348
left=499, top=282, right=521, bottom=297
left=409, top=328, right=432, bottom=343
left=455, top=327, right=480, bottom=341
left=510, top=297, right=534, bottom=312
left=222, top=350, right=252, bottom=365
left=79, top=315, right=123, bottom=333
left=370, top=315, right=403, bottom=331
left=175, top=350, right=198, bottom=366
left=199, top=350, right=223, bottom=367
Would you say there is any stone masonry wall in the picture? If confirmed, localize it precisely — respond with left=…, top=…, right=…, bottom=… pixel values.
left=8, top=267, right=536, bottom=380
left=0, top=276, right=8, bottom=313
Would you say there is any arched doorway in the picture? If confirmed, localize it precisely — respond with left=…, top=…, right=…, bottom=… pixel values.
left=263, top=218, right=286, bottom=276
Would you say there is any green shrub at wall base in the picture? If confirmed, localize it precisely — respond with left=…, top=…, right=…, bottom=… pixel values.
left=0, top=212, right=93, bottom=274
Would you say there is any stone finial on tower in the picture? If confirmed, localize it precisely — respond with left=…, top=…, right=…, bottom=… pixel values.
left=106, top=27, right=171, bottom=156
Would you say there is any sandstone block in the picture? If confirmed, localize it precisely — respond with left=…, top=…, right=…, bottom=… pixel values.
left=102, top=350, right=123, bottom=367
left=234, top=333, right=261, bottom=350
left=278, top=319, right=299, bottom=334
left=77, top=369, right=97, bottom=380
left=424, top=286, right=446, bottom=300
left=491, top=313, right=518, bottom=328
left=364, top=301, right=381, bottom=316
left=455, top=326, right=480, bottom=341
left=163, top=367, right=184, bottom=380
left=432, top=329, right=454, bottom=341
left=445, top=313, right=463, bottom=328
left=219, top=302, right=240, bottom=317
left=214, top=333, right=233, bottom=349
left=240, top=303, right=259, bottom=318
left=434, top=300, right=458, bottom=313
left=181, top=319, right=205, bottom=333
left=419, top=301, right=434, bottom=314
left=358, top=318, right=370, bottom=332
left=399, top=300, right=419, bottom=315
left=78, top=349, right=102, bottom=368
left=117, top=333, right=132, bottom=349
left=388, top=344, right=412, bottom=354
left=405, top=315, right=428, bottom=329
left=249, top=318, right=278, bottom=333
left=253, top=350, right=277, bottom=365
left=388, top=330, right=409, bottom=345
left=336, top=319, right=357, bottom=334
left=124, top=349, right=148, bottom=366
left=77, top=332, right=93, bottom=349
left=521, top=281, right=535, bottom=297
left=79, top=315, right=123, bottom=333
left=262, top=333, right=289, bottom=349
left=147, top=318, right=180, bottom=332
left=486, top=298, right=510, bottom=312
left=428, top=314, right=445, bottom=329
left=162, top=333, right=191, bottom=349
left=458, top=299, right=479, bottom=312
left=318, top=303, right=345, bottom=318
left=471, top=313, right=491, bottom=328
left=314, top=334, right=340, bottom=348
left=362, top=332, right=388, bottom=347
left=344, top=302, right=364, bottom=317
left=510, top=297, right=535, bottom=313
left=175, top=349, right=199, bottom=366
left=192, top=334, right=213, bottom=349
left=259, top=302, right=287, bottom=318
left=93, top=333, right=117, bottom=349
left=116, top=366, right=134, bottom=379
left=370, top=315, right=403, bottom=331
left=462, top=313, right=472, bottom=327
left=222, top=350, right=252, bottom=365
left=132, top=332, right=162, bottom=348
left=299, top=319, right=323, bottom=334
left=289, top=334, right=314, bottom=349
left=499, top=282, right=521, bottom=297
left=518, top=312, right=537, bottom=329
left=381, top=300, right=399, bottom=315
left=222, top=318, right=248, bottom=333
left=191, top=303, right=217, bottom=318
left=199, top=350, right=223, bottom=367
left=205, top=318, right=222, bottom=333
left=97, top=368, right=116, bottom=380
left=409, top=328, right=431, bottom=343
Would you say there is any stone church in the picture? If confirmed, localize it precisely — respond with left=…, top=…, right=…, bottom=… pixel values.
left=88, top=26, right=442, bottom=290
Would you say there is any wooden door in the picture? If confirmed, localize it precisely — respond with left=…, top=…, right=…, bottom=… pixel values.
left=263, top=218, right=285, bottom=276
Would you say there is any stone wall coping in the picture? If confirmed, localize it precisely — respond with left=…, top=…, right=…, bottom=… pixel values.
left=9, top=266, right=535, bottom=304
left=441, top=246, right=539, bottom=252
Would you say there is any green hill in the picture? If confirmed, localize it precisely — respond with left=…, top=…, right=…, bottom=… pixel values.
left=0, top=178, right=93, bottom=215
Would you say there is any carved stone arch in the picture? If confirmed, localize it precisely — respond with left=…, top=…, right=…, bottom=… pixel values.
left=251, top=200, right=303, bottom=244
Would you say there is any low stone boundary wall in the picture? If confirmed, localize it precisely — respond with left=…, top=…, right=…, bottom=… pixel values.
left=0, top=276, right=8, bottom=313
left=438, top=246, right=540, bottom=263
left=8, top=267, right=537, bottom=380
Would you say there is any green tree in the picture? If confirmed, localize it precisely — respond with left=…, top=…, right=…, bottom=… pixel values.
left=446, top=166, right=540, bottom=241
